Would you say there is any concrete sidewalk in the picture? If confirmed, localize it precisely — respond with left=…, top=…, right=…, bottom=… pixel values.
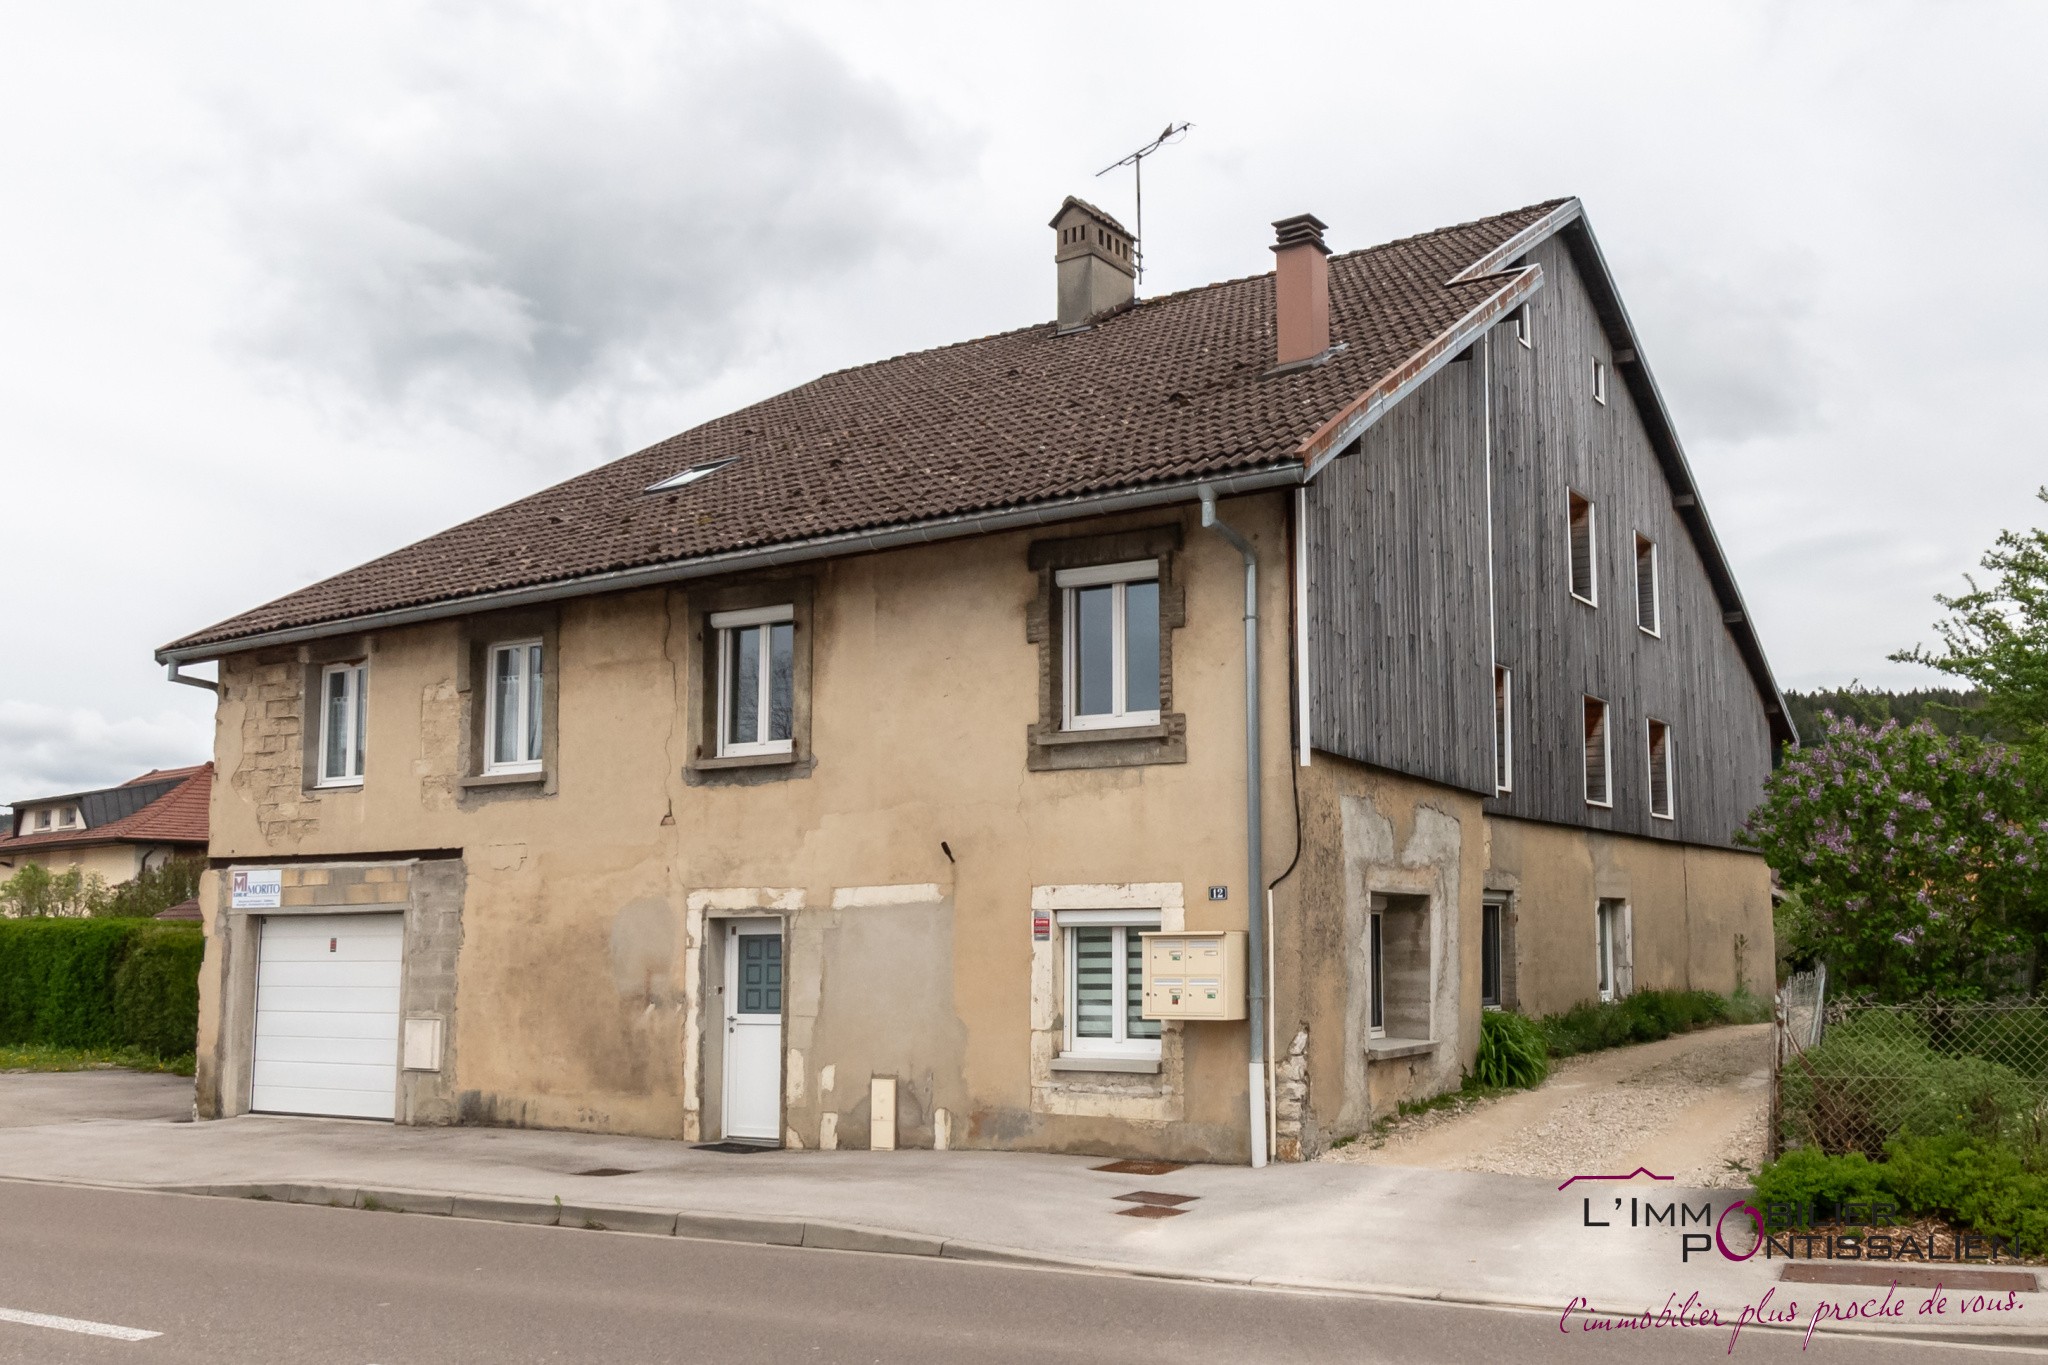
left=0, top=1074, right=2039, bottom=1348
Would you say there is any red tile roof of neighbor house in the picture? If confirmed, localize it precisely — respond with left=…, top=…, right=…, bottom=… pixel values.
left=159, top=200, right=1569, bottom=654
left=0, top=764, right=211, bottom=856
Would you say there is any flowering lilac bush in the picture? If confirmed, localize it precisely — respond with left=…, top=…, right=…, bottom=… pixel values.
left=1739, top=715, right=2048, bottom=999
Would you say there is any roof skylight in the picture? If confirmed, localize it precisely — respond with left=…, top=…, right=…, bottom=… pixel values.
left=644, top=458, right=736, bottom=493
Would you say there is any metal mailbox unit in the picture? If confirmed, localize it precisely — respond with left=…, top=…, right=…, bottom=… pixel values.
left=1140, top=931, right=1248, bottom=1020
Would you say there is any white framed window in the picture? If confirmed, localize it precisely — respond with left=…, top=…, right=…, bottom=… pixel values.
left=1634, top=534, right=1660, bottom=636
left=484, top=640, right=544, bottom=774
left=1368, top=910, right=1385, bottom=1038
left=1057, top=560, right=1161, bottom=731
left=1596, top=899, right=1630, bottom=1002
left=1592, top=357, right=1608, bottom=405
left=1583, top=695, right=1612, bottom=807
left=1647, top=718, right=1674, bottom=821
left=1059, top=909, right=1162, bottom=1058
left=317, top=661, right=368, bottom=787
left=1514, top=304, right=1533, bottom=349
left=1567, top=491, right=1597, bottom=606
left=1493, top=665, right=1513, bottom=795
left=712, top=605, right=795, bottom=757
left=35, top=809, right=52, bottom=831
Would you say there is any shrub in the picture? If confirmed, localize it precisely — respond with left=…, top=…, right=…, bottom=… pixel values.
left=93, top=857, right=204, bottom=919
left=1753, top=1147, right=1888, bottom=1227
left=1539, top=989, right=1733, bottom=1059
left=0, top=918, right=202, bottom=1057
left=1474, top=1010, right=1548, bottom=1089
left=0, top=864, right=105, bottom=918
left=113, top=925, right=204, bottom=1058
left=1778, top=1011, right=2038, bottom=1155
left=1885, top=1136, right=2048, bottom=1257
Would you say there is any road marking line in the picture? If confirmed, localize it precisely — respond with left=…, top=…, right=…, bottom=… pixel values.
left=0, top=1307, right=161, bottom=1341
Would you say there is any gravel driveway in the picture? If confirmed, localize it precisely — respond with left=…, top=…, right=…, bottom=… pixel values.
left=1323, top=1022, right=1770, bottom=1188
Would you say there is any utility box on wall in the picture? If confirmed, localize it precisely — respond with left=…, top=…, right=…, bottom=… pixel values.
left=1140, top=931, right=1247, bottom=1020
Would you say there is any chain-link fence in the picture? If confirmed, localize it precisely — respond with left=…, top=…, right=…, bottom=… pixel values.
left=1771, top=992, right=2048, bottom=1158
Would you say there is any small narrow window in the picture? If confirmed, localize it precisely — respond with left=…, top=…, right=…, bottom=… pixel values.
left=1057, top=560, right=1161, bottom=731
left=1481, top=899, right=1504, bottom=1009
left=1567, top=491, right=1597, bottom=605
left=1583, top=696, right=1611, bottom=807
left=1595, top=902, right=1617, bottom=1001
left=317, top=661, right=368, bottom=786
left=712, top=605, right=796, bottom=757
left=1592, top=358, right=1608, bottom=405
left=1648, top=719, right=1674, bottom=820
left=1634, top=534, right=1660, bottom=636
left=1493, top=665, right=1513, bottom=794
left=1368, top=911, right=1385, bottom=1037
left=1514, top=305, right=1533, bottom=349
left=1060, top=912, right=1162, bottom=1059
left=485, top=640, right=544, bottom=773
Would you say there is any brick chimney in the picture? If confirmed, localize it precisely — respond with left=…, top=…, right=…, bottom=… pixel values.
left=1050, top=196, right=1136, bottom=333
left=1271, top=213, right=1331, bottom=367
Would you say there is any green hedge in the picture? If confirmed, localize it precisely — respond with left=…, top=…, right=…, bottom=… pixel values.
left=1538, top=989, right=1753, bottom=1059
left=1755, top=1137, right=2048, bottom=1258
left=0, top=919, right=203, bottom=1058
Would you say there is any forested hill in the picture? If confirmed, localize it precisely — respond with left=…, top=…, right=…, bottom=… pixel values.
left=1784, top=687, right=1992, bottom=743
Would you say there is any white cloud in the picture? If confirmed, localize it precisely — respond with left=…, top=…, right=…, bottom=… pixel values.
left=0, top=702, right=212, bottom=809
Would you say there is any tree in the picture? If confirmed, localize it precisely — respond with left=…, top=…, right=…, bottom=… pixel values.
left=0, top=863, right=106, bottom=918
left=1739, top=716, right=2048, bottom=999
left=1893, top=488, right=2048, bottom=747
left=91, top=857, right=203, bottom=918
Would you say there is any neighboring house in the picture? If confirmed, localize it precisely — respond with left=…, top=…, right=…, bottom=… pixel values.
left=158, top=196, right=1791, bottom=1163
left=0, top=765, right=212, bottom=898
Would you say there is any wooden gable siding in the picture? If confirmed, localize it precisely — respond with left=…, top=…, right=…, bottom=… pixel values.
left=1303, top=233, right=1773, bottom=848
left=1303, top=353, right=1496, bottom=796
left=1484, top=236, right=1770, bottom=846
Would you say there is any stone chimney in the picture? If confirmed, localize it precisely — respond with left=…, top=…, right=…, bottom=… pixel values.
left=1050, top=196, right=1136, bottom=333
left=1271, top=213, right=1331, bottom=367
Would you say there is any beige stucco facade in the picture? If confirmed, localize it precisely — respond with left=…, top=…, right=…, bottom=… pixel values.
left=1, top=841, right=162, bottom=887
left=191, top=488, right=1774, bottom=1163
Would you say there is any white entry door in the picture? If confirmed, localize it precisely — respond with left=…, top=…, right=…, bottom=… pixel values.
left=721, top=921, right=783, bottom=1142
left=252, top=913, right=402, bottom=1119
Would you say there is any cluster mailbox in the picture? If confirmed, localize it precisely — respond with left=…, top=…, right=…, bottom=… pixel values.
left=1140, top=931, right=1247, bottom=1020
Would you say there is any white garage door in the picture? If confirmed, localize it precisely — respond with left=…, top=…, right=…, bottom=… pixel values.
left=252, top=913, right=402, bottom=1119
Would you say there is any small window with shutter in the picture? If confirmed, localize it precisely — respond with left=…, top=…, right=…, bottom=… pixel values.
left=1635, top=534, right=1660, bottom=636
left=1568, top=491, right=1597, bottom=605
left=1583, top=696, right=1611, bottom=807
left=1648, top=718, right=1674, bottom=820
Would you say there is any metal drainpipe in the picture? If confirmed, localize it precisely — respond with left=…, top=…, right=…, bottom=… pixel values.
left=1198, top=486, right=1267, bottom=1169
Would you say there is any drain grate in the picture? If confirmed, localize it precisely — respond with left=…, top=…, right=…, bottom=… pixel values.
left=691, top=1141, right=775, bottom=1155
left=1092, top=1159, right=1185, bottom=1176
left=574, top=1167, right=640, bottom=1177
left=1113, top=1191, right=1197, bottom=1207
left=1115, top=1204, right=1185, bottom=1219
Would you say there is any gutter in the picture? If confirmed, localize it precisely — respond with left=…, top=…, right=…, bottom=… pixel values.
left=157, top=465, right=1308, bottom=665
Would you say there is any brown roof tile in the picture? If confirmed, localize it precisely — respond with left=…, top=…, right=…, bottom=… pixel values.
left=0, top=765, right=210, bottom=856
left=164, top=201, right=1567, bottom=654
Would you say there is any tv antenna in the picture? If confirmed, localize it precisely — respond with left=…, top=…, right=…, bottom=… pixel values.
left=1096, top=121, right=1191, bottom=285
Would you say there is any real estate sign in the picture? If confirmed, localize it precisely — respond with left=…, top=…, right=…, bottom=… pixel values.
left=229, top=868, right=281, bottom=909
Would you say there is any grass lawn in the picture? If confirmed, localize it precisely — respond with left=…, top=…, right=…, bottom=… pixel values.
left=0, top=1043, right=194, bottom=1076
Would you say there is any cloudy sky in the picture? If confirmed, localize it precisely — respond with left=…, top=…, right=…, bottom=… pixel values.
left=2, top=0, right=2043, bottom=804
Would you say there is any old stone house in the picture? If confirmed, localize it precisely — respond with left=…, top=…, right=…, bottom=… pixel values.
left=160, top=196, right=1790, bottom=1163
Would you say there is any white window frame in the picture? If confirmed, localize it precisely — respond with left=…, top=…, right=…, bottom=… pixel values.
left=316, top=660, right=368, bottom=788
left=35, top=809, right=52, bottom=831
left=1596, top=902, right=1617, bottom=1002
left=1567, top=490, right=1598, bottom=607
left=483, top=639, right=544, bottom=775
left=1514, top=304, right=1533, bottom=349
left=711, top=604, right=796, bottom=757
left=1634, top=534, right=1661, bottom=637
left=1592, top=357, right=1608, bottom=405
left=1056, top=559, right=1162, bottom=732
left=1493, top=664, right=1513, bottom=795
left=1647, top=718, right=1675, bottom=821
left=1057, top=908, right=1162, bottom=1059
left=1583, top=695, right=1612, bottom=808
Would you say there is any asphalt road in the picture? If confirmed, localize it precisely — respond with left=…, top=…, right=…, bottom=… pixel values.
left=0, top=1181, right=2030, bottom=1364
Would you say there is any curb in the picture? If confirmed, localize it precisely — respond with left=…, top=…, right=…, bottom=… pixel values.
left=53, top=1177, right=2048, bottom=1346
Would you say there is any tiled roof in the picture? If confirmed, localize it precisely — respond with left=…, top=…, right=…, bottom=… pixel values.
left=162, top=201, right=1568, bottom=653
left=0, top=765, right=210, bottom=855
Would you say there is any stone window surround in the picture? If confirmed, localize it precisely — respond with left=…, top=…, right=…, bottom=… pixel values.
left=456, top=607, right=561, bottom=801
left=1025, top=524, right=1186, bottom=771
left=1029, top=882, right=1184, bottom=1121
left=297, top=635, right=372, bottom=795
left=207, top=857, right=464, bottom=1126
left=682, top=577, right=815, bottom=787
